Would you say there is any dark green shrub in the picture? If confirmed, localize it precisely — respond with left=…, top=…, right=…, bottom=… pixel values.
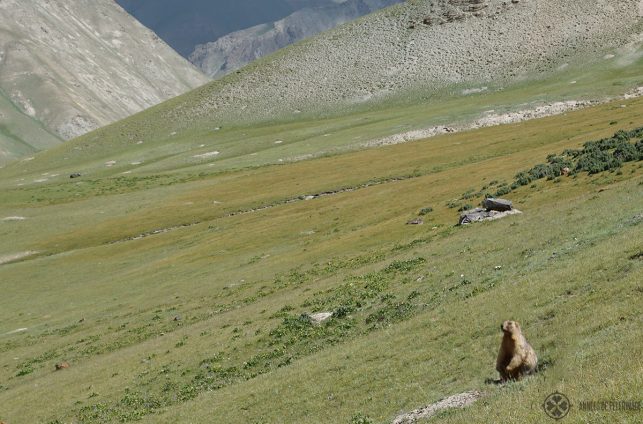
left=495, top=186, right=511, bottom=196
left=575, top=148, right=620, bottom=174
left=528, top=163, right=554, bottom=180
left=514, top=171, right=532, bottom=186
left=613, top=141, right=638, bottom=162
left=350, top=413, right=374, bottom=424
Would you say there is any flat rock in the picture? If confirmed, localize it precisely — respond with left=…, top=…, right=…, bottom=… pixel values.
left=459, top=208, right=522, bottom=225
left=392, top=390, right=484, bottom=424
left=307, top=312, right=333, bottom=324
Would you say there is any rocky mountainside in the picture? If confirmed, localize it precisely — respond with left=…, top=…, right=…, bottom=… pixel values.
left=116, top=0, right=322, bottom=58
left=171, top=0, right=642, bottom=125
left=190, top=0, right=404, bottom=79
left=0, top=0, right=208, bottom=165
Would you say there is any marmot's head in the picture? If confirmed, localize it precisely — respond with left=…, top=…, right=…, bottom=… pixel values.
left=501, top=320, right=521, bottom=334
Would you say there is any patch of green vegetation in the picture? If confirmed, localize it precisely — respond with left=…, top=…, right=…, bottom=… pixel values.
left=349, top=412, right=374, bottom=424
left=418, top=207, right=434, bottom=215
left=516, top=127, right=642, bottom=185
left=68, top=258, right=427, bottom=422
left=0, top=96, right=641, bottom=424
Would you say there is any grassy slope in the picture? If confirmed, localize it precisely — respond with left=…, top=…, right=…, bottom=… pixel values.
left=0, top=94, right=641, bottom=423
left=1, top=50, right=640, bottom=186
left=0, top=90, right=62, bottom=166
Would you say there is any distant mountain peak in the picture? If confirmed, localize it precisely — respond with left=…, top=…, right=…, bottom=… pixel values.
left=189, top=0, right=404, bottom=79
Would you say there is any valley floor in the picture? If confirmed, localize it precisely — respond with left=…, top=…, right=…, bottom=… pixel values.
left=0, top=97, right=641, bottom=423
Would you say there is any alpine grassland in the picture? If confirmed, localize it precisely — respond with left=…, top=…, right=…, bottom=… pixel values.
left=0, top=92, right=641, bottom=422
left=0, top=0, right=642, bottom=421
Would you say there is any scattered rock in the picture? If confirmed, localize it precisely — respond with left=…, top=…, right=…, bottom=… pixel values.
left=407, top=218, right=424, bottom=225
left=69, top=173, right=81, bottom=178
left=459, top=208, right=522, bottom=225
left=55, top=361, right=70, bottom=371
left=462, top=86, right=488, bottom=95
left=561, top=167, right=570, bottom=176
left=481, top=197, right=512, bottom=212
left=173, top=315, right=182, bottom=322
left=0, top=251, right=38, bottom=265
left=306, top=312, right=333, bottom=324
left=392, top=390, right=484, bottom=424
left=2, top=216, right=27, bottom=221
left=193, top=151, right=220, bottom=159
left=4, top=327, right=28, bottom=335
left=105, top=161, right=116, bottom=167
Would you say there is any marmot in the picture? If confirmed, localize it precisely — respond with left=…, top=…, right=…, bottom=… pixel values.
left=496, top=320, right=537, bottom=382
left=55, top=361, right=70, bottom=371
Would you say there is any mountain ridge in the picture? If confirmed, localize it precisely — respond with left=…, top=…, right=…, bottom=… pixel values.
left=0, top=0, right=208, bottom=165
left=168, top=0, right=643, bottom=126
left=190, top=0, right=404, bottom=79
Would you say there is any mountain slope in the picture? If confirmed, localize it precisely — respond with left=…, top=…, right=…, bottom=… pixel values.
left=0, top=0, right=208, bottom=164
left=179, top=0, right=642, bottom=124
left=116, top=0, right=322, bottom=57
left=190, top=0, right=404, bottom=79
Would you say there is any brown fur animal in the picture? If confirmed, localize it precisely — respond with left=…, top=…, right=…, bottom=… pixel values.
left=496, top=320, right=537, bottom=382
left=55, top=361, right=70, bottom=371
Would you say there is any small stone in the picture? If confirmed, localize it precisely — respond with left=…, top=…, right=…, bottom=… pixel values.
left=307, top=312, right=333, bottom=324
left=407, top=218, right=424, bottom=225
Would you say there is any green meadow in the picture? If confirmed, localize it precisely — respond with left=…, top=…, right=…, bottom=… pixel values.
left=0, top=77, right=641, bottom=423
left=1, top=33, right=643, bottom=422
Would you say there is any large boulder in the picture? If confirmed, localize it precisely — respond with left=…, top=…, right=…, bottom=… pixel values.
left=482, top=198, right=513, bottom=211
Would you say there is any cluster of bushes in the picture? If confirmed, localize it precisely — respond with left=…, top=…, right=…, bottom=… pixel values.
left=510, top=127, right=643, bottom=190
left=514, top=127, right=643, bottom=186
left=452, top=127, right=643, bottom=208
